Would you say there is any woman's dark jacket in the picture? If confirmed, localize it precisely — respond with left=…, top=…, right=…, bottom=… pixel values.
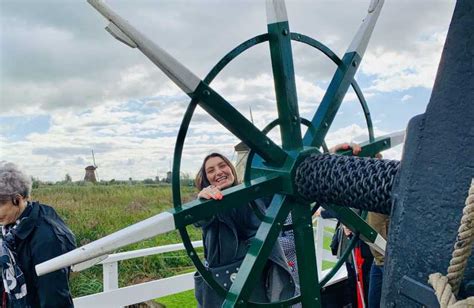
left=3, top=202, right=76, bottom=308
left=194, top=198, right=295, bottom=307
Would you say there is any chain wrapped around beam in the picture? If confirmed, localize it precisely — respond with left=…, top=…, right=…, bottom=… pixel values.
left=295, top=153, right=400, bottom=214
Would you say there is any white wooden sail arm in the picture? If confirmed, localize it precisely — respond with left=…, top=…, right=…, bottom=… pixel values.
left=266, top=0, right=288, bottom=24
left=386, top=130, right=406, bottom=147
left=36, top=212, right=176, bottom=276
left=346, top=0, right=385, bottom=57
left=87, top=0, right=200, bottom=94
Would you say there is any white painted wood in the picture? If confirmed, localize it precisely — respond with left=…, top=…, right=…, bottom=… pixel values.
left=88, top=0, right=200, bottom=94
left=314, top=216, right=349, bottom=287
left=387, top=130, right=406, bottom=147
left=266, top=0, right=288, bottom=24
left=322, top=250, right=338, bottom=264
left=36, top=212, right=175, bottom=276
left=346, top=0, right=384, bottom=57
left=315, top=216, right=325, bottom=276
left=74, top=272, right=195, bottom=308
left=320, top=264, right=348, bottom=287
left=315, top=217, right=339, bottom=276
left=368, top=233, right=386, bottom=255
left=72, top=255, right=108, bottom=272
left=101, top=241, right=203, bottom=264
left=368, top=0, right=380, bottom=13
left=105, top=22, right=137, bottom=48
left=103, top=262, right=119, bottom=291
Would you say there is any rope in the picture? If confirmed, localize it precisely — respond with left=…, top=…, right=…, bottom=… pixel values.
left=448, top=180, right=474, bottom=294
left=428, top=179, right=474, bottom=308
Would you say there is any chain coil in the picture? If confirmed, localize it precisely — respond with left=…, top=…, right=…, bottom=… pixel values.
left=295, top=153, right=400, bottom=214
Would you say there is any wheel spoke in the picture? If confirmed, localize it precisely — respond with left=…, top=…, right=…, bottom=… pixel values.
left=302, top=51, right=362, bottom=148
left=222, top=194, right=291, bottom=307
left=194, top=83, right=287, bottom=166
left=303, top=0, right=384, bottom=148
left=266, top=0, right=302, bottom=150
left=322, top=204, right=386, bottom=255
left=172, top=175, right=283, bottom=228
left=336, top=130, right=406, bottom=157
left=291, top=202, right=322, bottom=306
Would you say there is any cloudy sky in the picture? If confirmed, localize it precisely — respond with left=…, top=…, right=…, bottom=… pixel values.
left=0, top=0, right=456, bottom=182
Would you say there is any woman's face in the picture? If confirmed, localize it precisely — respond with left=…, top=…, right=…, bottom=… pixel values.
left=204, top=156, right=235, bottom=190
left=0, top=197, right=23, bottom=225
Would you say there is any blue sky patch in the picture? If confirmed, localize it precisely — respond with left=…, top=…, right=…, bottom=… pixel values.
left=0, top=114, right=51, bottom=141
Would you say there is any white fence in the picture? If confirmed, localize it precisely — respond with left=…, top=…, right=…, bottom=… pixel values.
left=73, top=217, right=345, bottom=307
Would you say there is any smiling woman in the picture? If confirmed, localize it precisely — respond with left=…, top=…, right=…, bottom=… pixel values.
left=195, top=153, right=238, bottom=199
left=192, top=152, right=295, bottom=307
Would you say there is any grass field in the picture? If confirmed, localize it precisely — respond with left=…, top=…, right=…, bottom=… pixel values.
left=31, top=183, right=201, bottom=298
left=157, top=290, right=197, bottom=307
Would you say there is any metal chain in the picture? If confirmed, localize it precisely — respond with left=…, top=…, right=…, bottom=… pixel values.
left=295, top=153, right=400, bottom=214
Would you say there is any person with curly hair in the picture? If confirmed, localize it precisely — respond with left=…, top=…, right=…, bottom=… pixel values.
left=0, top=162, right=76, bottom=308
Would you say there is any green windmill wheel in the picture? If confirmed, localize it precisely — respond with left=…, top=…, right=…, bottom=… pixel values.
left=36, top=0, right=405, bottom=307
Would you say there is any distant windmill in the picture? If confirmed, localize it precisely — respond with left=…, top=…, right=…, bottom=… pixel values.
left=84, top=149, right=99, bottom=183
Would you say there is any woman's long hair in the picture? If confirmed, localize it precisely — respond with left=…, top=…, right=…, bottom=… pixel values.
left=194, top=153, right=239, bottom=190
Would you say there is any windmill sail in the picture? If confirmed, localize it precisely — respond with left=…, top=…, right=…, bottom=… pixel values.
left=92, top=149, right=100, bottom=181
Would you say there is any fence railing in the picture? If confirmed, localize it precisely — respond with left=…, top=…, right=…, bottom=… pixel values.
left=73, top=217, right=346, bottom=307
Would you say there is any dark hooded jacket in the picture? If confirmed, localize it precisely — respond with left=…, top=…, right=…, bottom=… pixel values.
left=194, top=198, right=295, bottom=307
left=1, top=202, right=76, bottom=308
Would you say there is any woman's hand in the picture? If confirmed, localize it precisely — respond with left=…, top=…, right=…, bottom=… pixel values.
left=342, top=225, right=353, bottom=237
left=197, top=185, right=224, bottom=200
left=329, top=142, right=362, bottom=155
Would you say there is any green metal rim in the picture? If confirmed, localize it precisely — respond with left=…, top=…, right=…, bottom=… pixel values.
left=171, top=32, right=375, bottom=306
left=290, top=32, right=374, bottom=142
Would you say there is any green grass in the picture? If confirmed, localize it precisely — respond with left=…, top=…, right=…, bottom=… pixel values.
left=322, top=260, right=337, bottom=270
left=322, top=225, right=337, bottom=270
left=31, top=184, right=201, bottom=298
left=323, top=234, right=332, bottom=251
left=323, top=226, right=335, bottom=233
left=156, top=290, right=197, bottom=307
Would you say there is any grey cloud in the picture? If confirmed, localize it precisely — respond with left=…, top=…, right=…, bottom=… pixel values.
left=1, top=0, right=455, bottom=114
left=31, top=141, right=118, bottom=158
left=32, top=147, right=93, bottom=158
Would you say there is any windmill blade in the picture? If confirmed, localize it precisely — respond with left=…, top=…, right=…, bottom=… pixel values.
left=92, top=149, right=100, bottom=181
left=35, top=212, right=176, bottom=276
left=95, top=169, right=100, bottom=182
left=335, top=130, right=406, bottom=158
left=249, top=105, right=254, bottom=124
left=88, top=0, right=200, bottom=95
left=346, top=0, right=385, bottom=57
left=384, top=129, right=406, bottom=147
left=266, top=0, right=288, bottom=24
left=71, top=255, right=109, bottom=272
left=92, top=149, right=97, bottom=167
